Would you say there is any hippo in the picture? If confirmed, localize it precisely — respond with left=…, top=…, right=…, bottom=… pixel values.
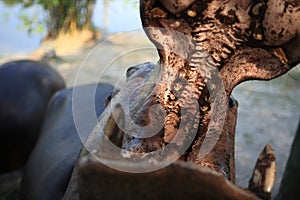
left=63, top=0, right=299, bottom=199
left=0, top=60, right=65, bottom=173
left=21, top=83, right=114, bottom=200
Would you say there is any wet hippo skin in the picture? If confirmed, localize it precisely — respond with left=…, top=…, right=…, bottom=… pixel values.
left=21, top=83, right=114, bottom=200
left=0, top=60, right=65, bottom=173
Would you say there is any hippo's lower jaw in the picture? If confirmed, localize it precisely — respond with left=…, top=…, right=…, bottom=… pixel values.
left=77, top=159, right=259, bottom=200
left=69, top=127, right=275, bottom=200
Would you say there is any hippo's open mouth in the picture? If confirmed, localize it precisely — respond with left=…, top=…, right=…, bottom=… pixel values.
left=105, top=0, right=292, bottom=178
left=63, top=0, right=300, bottom=199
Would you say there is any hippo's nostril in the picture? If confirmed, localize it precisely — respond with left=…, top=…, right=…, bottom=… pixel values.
left=160, top=0, right=195, bottom=14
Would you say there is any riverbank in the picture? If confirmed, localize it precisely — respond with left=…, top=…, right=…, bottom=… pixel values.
left=1, top=31, right=300, bottom=197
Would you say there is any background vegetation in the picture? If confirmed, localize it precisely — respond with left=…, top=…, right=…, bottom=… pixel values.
left=1, top=0, right=112, bottom=39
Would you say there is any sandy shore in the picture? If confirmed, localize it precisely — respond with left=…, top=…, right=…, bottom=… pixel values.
left=1, top=30, right=300, bottom=197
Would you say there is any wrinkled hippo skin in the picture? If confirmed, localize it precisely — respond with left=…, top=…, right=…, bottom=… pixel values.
left=21, top=83, right=114, bottom=200
left=0, top=60, right=65, bottom=173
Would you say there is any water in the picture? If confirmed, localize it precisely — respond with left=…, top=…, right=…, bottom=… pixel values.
left=0, top=1, right=43, bottom=56
left=93, top=0, right=141, bottom=33
left=0, top=0, right=140, bottom=56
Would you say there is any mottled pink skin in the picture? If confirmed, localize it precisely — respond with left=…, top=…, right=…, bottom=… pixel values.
left=263, top=0, right=300, bottom=46
left=160, top=0, right=251, bottom=13
left=236, top=0, right=251, bottom=10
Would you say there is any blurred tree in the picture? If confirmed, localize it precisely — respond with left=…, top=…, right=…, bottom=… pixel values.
left=101, top=0, right=136, bottom=38
left=2, top=0, right=137, bottom=39
left=1, top=0, right=97, bottom=39
left=1, top=0, right=20, bottom=6
left=102, top=0, right=109, bottom=38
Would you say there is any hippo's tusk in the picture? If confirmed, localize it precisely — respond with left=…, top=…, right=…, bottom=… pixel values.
left=248, top=144, right=276, bottom=200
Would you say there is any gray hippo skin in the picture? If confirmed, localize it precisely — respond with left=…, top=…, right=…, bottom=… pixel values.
left=21, top=83, right=114, bottom=200
left=0, top=60, right=65, bottom=173
left=276, top=118, right=300, bottom=200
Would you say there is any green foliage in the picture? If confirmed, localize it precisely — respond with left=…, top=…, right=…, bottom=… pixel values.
left=1, top=0, right=45, bottom=36
left=1, top=0, right=22, bottom=7
left=1, top=0, right=138, bottom=38
left=18, top=12, right=45, bottom=35
left=1, top=0, right=97, bottom=38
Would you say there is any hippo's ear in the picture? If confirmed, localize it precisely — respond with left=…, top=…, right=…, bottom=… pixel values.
left=220, top=47, right=290, bottom=95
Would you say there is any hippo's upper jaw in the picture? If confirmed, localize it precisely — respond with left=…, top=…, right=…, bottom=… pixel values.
left=134, top=0, right=295, bottom=173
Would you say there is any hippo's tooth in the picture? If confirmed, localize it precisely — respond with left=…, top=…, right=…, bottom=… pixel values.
left=263, top=146, right=276, bottom=193
left=160, top=0, right=195, bottom=14
left=248, top=144, right=276, bottom=199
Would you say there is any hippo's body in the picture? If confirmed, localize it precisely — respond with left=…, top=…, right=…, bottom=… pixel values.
left=0, top=60, right=65, bottom=173
left=21, top=83, right=114, bottom=200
